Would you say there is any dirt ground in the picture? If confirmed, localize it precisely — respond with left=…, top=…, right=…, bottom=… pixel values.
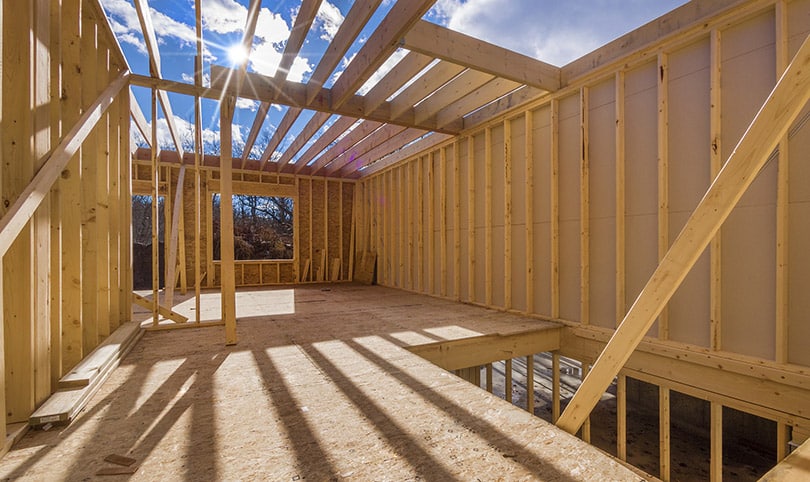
left=485, top=357, right=776, bottom=481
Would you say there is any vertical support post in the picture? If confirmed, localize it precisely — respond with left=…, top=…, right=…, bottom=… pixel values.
left=504, top=119, right=513, bottom=310
left=440, top=147, right=447, bottom=296
left=659, top=386, right=671, bottom=481
left=710, top=30, right=723, bottom=351
left=484, top=128, right=493, bottom=306
left=552, top=351, right=561, bottom=422
left=49, top=0, right=64, bottom=384
left=61, top=0, right=84, bottom=367
left=616, top=72, right=626, bottom=327
left=95, top=44, right=110, bottom=342
left=324, top=178, right=329, bottom=281
left=580, top=87, right=590, bottom=324
left=453, top=141, right=461, bottom=300
left=525, top=111, right=535, bottom=314
left=617, top=374, right=627, bottom=461
left=467, top=137, right=476, bottom=302
left=417, top=161, right=424, bottom=291
left=406, top=163, right=414, bottom=289
left=150, top=90, right=159, bottom=325
left=657, top=52, right=670, bottom=340
left=581, top=363, right=591, bottom=443
left=550, top=100, right=560, bottom=319
left=194, top=0, right=203, bottom=321
left=526, top=354, right=534, bottom=414
left=710, top=402, right=723, bottom=482
left=427, top=154, right=434, bottom=293
left=777, top=422, right=789, bottom=462
left=486, top=363, right=493, bottom=393
left=775, top=0, right=789, bottom=363
left=505, top=358, right=513, bottom=404
left=220, top=96, right=237, bottom=345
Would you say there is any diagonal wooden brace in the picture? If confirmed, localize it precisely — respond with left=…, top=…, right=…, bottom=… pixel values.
left=557, top=33, right=810, bottom=434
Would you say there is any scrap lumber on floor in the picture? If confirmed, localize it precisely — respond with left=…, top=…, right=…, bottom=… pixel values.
left=28, top=322, right=142, bottom=427
left=3, top=285, right=646, bottom=480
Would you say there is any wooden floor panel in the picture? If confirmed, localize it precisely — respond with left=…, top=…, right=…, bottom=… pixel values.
left=0, top=284, right=646, bottom=481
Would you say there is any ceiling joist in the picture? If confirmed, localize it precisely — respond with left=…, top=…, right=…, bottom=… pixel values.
left=402, top=20, right=562, bottom=93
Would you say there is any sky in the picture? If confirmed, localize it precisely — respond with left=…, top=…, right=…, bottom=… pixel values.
left=102, top=0, right=689, bottom=163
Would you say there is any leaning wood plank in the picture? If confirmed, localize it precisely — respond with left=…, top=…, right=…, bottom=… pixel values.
left=556, top=33, right=810, bottom=435
left=96, top=466, right=138, bottom=476
left=132, top=292, right=188, bottom=324
left=58, top=322, right=142, bottom=389
left=30, top=325, right=143, bottom=426
left=0, top=71, right=128, bottom=258
left=165, top=165, right=187, bottom=306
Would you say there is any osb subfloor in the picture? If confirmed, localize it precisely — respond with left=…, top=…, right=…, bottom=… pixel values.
left=0, top=284, right=649, bottom=481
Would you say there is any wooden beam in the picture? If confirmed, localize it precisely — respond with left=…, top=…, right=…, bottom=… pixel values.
left=556, top=32, right=810, bottom=435
left=277, top=111, right=332, bottom=170
left=331, top=126, right=420, bottom=177
left=660, top=386, right=671, bottom=481
left=439, top=147, right=447, bottom=296
left=292, top=116, right=357, bottom=173
left=412, top=70, right=494, bottom=125
left=775, top=0, right=789, bottom=363
left=131, top=293, right=188, bottom=324
left=329, top=0, right=435, bottom=109
left=580, top=87, right=590, bottom=325
left=257, top=106, right=302, bottom=169
left=364, top=52, right=433, bottom=115
left=526, top=355, right=534, bottom=414
left=205, top=67, right=460, bottom=135
left=525, top=111, right=534, bottom=314
left=403, top=20, right=561, bottom=92
left=220, top=96, right=237, bottom=345
left=657, top=53, right=669, bottom=340
left=307, top=0, right=383, bottom=103
left=484, top=128, right=493, bottom=305
left=504, top=119, right=512, bottom=310
left=505, top=358, right=513, bottom=404
left=710, top=402, right=722, bottom=482
left=552, top=351, right=561, bottom=422
left=389, top=61, right=465, bottom=120
left=309, top=120, right=385, bottom=174
left=165, top=166, right=186, bottom=306
left=453, top=141, right=461, bottom=300
left=617, top=374, right=627, bottom=461
left=356, top=133, right=453, bottom=178
left=467, top=136, right=476, bottom=303
left=550, top=100, right=560, bottom=319
left=615, top=71, right=626, bottom=326
left=407, top=328, right=561, bottom=371
left=132, top=0, right=184, bottom=158
left=435, top=77, right=521, bottom=129
left=709, top=29, right=723, bottom=351
left=463, top=85, right=545, bottom=131
left=130, top=89, right=151, bottom=149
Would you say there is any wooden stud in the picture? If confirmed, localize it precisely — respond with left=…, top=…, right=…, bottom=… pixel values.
left=324, top=178, right=329, bottom=281
left=30, top=0, right=53, bottom=405
left=775, top=0, right=789, bottom=363
left=617, top=374, right=627, bottom=461
left=48, top=0, right=63, bottom=386
left=427, top=153, right=435, bottom=294
left=486, top=363, right=493, bottom=393
left=485, top=128, right=493, bottom=306
left=525, top=112, right=535, bottom=314
left=387, top=170, right=394, bottom=285
left=406, top=161, right=414, bottom=289
left=777, top=422, right=789, bottom=462
left=615, top=71, right=626, bottom=326
left=580, top=87, right=590, bottom=325
left=165, top=166, right=187, bottom=306
left=556, top=34, right=810, bottom=435
left=417, top=160, right=424, bottom=292
left=467, top=137, right=476, bottom=302
left=194, top=0, right=203, bottom=324
left=80, top=9, right=99, bottom=353
left=657, top=52, right=670, bottom=340
left=3, top=0, right=34, bottom=423
left=552, top=351, right=561, bottom=422
left=151, top=89, right=159, bottom=325
left=709, top=29, right=723, bottom=351
left=581, top=363, right=591, bottom=443
left=440, top=148, right=448, bottom=297
left=550, top=100, right=560, bottom=319
left=340, top=180, right=345, bottom=282
left=205, top=171, right=214, bottom=288
left=397, top=168, right=404, bottom=286
left=505, top=358, right=513, bottom=404
left=453, top=142, right=461, bottom=300
left=220, top=96, right=237, bottom=345
left=660, top=385, right=671, bottom=481
left=504, top=119, right=513, bottom=310
left=710, top=402, right=722, bottom=482
left=526, top=355, right=535, bottom=414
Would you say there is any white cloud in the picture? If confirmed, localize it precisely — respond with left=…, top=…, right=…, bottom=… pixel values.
left=201, top=0, right=248, bottom=34
left=315, top=2, right=344, bottom=41
left=429, top=0, right=688, bottom=66
left=236, top=98, right=259, bottom=111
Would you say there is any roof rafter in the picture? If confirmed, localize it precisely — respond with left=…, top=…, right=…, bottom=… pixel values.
left=205, top=66, right=461, bottom=133
left=291, top=116, right=358, bottom=172
left=133, top=0, right=185, bottom=158
left=434, top=77, right=522, bottom=129
left=276, top=111, right=333, bottom=170
left=322, top=123, right=409, bottom=175
left=329, top=0, right=436, bottom=109
left=412, top=69, right=494, bottom=124
left=333, top=127, right=426, bottom=177
left=402, top=20, right=561, bottom=92
left=358, top=132, right=454, bottom=177
left=388, top=61, right=465, bottom=120
left=363, top=52, right=434, bottom=115
left=306, top=120, right=384, bottom=174
left=242, top=0, right=320, bottom=166
left=258, top=107, right=302, bottom=168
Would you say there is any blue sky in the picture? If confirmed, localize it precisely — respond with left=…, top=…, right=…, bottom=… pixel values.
left=102, top=0, right=688, bottom=161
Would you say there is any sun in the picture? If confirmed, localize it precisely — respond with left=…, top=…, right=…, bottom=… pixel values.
left=227, top=44, right=249, bottom=65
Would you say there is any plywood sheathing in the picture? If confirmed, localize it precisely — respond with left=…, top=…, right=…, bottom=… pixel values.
left=0, top=285, right=644, bottom=481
